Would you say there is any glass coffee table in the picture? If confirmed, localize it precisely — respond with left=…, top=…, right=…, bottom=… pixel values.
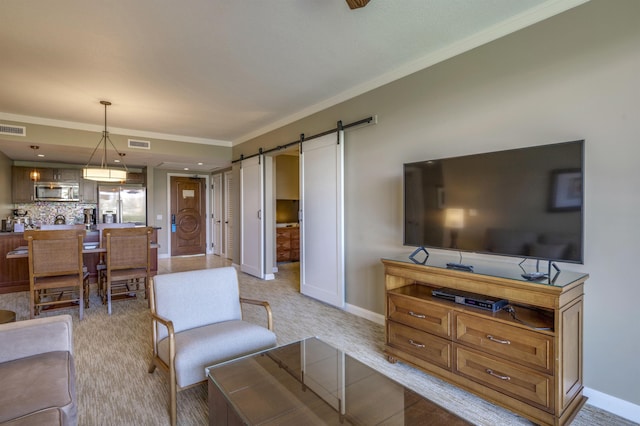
left=206, top=337, right=471, bottom=425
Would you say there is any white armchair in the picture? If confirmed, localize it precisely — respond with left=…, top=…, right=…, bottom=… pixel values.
left=147, top=267, right=277, bottom=426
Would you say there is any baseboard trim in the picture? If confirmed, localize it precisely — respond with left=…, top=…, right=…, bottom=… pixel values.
left=344, top=304, right=640, bottom=424
left=584, top=387, right=640, bottom=423
left=345, top=303, right=385, bottom=325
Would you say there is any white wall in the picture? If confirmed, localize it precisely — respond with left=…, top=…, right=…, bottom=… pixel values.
left=235, top=0, right=640, bottom=410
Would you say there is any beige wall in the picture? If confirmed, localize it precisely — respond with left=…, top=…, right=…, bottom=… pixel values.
left=0, top=151, right=12, bottom=219
left=234, top=0, right=640, bottom=407
left=275, top=155, right=299, bottom=200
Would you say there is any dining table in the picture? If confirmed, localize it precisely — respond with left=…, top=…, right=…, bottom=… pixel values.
left=4, top=241, right=159, bottom=292
left=5, top=242, right=107, bottom=259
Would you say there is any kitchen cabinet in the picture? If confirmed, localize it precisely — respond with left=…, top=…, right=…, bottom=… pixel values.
left=12, top=166, right=83, bottom=203
left=38, top=167, right=81, bottom=182
left=11, top=166, right=35, bottom=203
left=125, top=172, right=145, bottom=185
left=0, top=233, right=29, bottom=293
left=276, top=227, right=299, bottom=262
left=80, top=179, right=98, bottom=203
left=290, top=228, right=299, bottom=260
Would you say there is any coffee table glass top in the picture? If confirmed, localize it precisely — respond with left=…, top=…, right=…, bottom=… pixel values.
left=206, top=337, right=471, bottom=425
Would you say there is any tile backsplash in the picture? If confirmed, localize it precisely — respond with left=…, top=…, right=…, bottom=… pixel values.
left=14, top=202, right=97, bottom=226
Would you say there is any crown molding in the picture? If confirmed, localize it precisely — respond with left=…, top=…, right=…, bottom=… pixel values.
left=0, top=112, right=232, bottom=147
left=233, top=0, right=590, bottom=145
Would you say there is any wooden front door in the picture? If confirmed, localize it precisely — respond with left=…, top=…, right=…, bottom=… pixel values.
left=170, top=176, right=206, bottom=256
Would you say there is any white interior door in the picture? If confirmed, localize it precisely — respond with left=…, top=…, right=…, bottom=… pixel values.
left=223, top=170, right=233, bottom=259
left=212, top=173, right=222, bottom=256
left=300, top=131, right=344, bottom=308
left=240, top=156, right=264, bottom=278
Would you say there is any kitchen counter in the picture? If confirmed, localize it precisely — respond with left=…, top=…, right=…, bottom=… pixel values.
left=275, top=222, right=299, bottom=228
left=1, top=228, right=160, bottom=294
left=0, top=232, right=29, bottom=293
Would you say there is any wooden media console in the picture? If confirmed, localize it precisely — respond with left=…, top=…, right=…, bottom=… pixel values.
left=382, top=254, right=588, bottom=426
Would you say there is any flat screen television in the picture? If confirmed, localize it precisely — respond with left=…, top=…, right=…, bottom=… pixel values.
left=404, top=140, right=584, bottom=263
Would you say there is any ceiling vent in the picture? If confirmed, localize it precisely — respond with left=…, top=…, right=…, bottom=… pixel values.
left=0, top=124, right=26, bottom=136
left=128, top=139, right=150, bottom=150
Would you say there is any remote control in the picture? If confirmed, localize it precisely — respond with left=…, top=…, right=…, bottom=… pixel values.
left=446, top=262, right=474, bottom=272
left=522, top=272, right=547, bottom=280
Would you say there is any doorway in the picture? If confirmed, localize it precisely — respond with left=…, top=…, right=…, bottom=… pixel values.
left=169, top=176, right=207, bottom=256
left=272, top=151, right=300, bottom=276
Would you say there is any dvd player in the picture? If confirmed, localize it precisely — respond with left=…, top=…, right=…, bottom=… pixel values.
left=431, top=287, right=508, bottom=312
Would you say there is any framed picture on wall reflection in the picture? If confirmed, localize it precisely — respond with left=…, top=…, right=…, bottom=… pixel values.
left=549, top=169, right=582, bottom=211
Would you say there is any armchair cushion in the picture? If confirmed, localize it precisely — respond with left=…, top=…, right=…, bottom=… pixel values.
left=0, top=315, right=76, bottom=426
left=153, top=268, right=243, bottom=340
left=0, top=351, right=77, bottom=425
left=158, top=320, right=277, bottom=387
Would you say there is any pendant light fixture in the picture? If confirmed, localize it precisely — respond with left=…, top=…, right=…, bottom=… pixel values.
left=29, top=145, right=40, bottom=181
left=82, top=100, right=127, bottom=182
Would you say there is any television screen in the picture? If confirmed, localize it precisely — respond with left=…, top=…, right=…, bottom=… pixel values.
left=404, top=140, right=584, bottom=263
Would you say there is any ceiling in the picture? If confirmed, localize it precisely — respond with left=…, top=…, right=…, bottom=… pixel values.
left=0, top=0, right=587, bottom=170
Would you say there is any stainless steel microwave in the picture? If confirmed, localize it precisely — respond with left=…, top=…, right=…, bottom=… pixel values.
left=34, top=183, right=80, bottom=202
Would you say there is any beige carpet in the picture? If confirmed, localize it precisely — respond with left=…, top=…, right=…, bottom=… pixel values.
left=0, top=256, right=636, bottom=426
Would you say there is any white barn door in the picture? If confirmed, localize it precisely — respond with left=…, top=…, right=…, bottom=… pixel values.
left=300, top=131, right=344, bottom=308
left=223, top=170, right=233, bottom=260
left=212, top=173, right=223, bottom=256
left=240, top=156, right=264, bottom=278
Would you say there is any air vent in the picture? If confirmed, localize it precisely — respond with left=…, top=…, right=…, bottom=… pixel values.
left=128, top=139, right=150, bottom=149
left=0, top=124, right=26, bottom=136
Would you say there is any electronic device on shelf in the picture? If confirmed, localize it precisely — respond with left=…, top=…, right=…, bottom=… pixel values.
left=521, top=271, right=547, bottom=280
left=431, top=287, right=508, bottom=312
left=403, top=140, right=584, bottom=264
left=446, top=262, right=474, bottom=272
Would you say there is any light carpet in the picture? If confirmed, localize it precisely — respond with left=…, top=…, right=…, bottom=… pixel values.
left=0, top=258, right=635, bottom=426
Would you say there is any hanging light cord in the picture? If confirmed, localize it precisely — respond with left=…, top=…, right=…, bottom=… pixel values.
left=84, top=100, right=128, bottom=172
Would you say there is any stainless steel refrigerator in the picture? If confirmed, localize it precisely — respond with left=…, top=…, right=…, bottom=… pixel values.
left=98, top=185, right=147, bottom=225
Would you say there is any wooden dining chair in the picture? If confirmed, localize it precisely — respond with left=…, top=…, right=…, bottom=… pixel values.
left=103, top=226, right=152, bottom=315
left=24, top=229, right=89, bottom=320
left=95, top=223, right=135, bottom=298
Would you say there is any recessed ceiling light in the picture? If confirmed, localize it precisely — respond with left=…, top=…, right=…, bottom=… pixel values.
left=114, top=159, right=121, bottom=163
left=37, top=154, right=45, bottom=157
left=184, top=167, right=189, bottom=171
left=197, top=162, right=203, bottom=166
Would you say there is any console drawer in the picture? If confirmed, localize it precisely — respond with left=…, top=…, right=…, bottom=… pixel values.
left=455, top=346, right=552, bottom=411
left=387, top=321, right=451, bottom=369
left=455, top=313, right=553, bottom=373
left=388, top=294, right=451, bottom=338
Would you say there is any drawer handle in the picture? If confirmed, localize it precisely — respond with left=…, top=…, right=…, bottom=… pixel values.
left=408, top=339, right=425, bottom=348
left=408, top=311, right=426, bottom=319
left=486, top=335, right=511, bottom=345
left=486, top=368, right=511, bottom=381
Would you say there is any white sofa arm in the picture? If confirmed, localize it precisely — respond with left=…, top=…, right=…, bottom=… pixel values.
left=0, top=314, right=73, bottom=363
